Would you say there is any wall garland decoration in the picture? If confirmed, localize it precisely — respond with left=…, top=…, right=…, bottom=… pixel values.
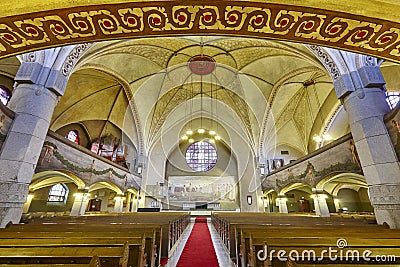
left=44, top=141, right=126, bottom=179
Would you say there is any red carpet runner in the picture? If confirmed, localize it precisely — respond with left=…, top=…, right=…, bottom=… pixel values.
left=176, top=217, right=219, bottom=267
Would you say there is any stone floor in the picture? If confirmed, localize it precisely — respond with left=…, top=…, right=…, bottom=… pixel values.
left=165, top=217, right=235, bottom=267
left=208, top=218, right=235, bottom=267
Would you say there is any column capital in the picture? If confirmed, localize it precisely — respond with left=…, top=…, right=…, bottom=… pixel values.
left=15, top=60, right=68, bottom=97
left=0, top=182, right=29, bottom=206
left=357, top=65, right=386, bottom=89
left=333, top=73, right=355, bottom=99
left=14, top=46, right=91, bottom=97
left=307, top=46, right=386, bottom=99
left=311, top=188, right=324, bottom=194
left=369, top=184, right=400, bottom=228
left=368, top=184, right=400, bottom=206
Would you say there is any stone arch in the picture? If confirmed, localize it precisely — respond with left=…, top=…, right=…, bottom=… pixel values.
left=59, top=44, right=92, bottom=78
left=320, top=103, right=343, bottom=141
left=263, top=188, right=276, bottom=195
left=305, top=45, right=344, bottom=83
left=2, top=1, right=400, bottom=64
left=316, top=172, right=367, bottom=196
left=88, top=181, right=123, bottom=195
left=126, top=188, right=139, bottom=194
left=31, top=170, right=86, bottom=191
left=279, top=182, right=312, bottom=195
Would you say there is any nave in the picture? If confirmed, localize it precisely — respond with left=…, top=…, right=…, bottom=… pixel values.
left=0, top=211, right=399, bottom=267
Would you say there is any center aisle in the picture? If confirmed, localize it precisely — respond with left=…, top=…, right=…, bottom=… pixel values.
left=176, top=217, right=219, bottom=267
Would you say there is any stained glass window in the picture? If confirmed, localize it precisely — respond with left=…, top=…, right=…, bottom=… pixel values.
left=386, top=91, right=400, bottom=109
left=0, top=86, right=11, bottom=106
left=185, top=141, right=217, bottom=172
left=65, top=130, right=80, bottom=144
left=48, top=183, right=68, bottom=202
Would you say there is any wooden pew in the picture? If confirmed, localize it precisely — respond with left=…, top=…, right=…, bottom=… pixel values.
left=2, top=212, right=190, bottom=267
left=0, top=265, right=89, bottom=267
left=211, top=213, right=400, bottom=267
left=23, top=212, right=190, bottom=249
left=18, top=212, right=190, bottom=264
left=0, top=255, right=101, bottom=267
left=0, top=245, right=130, bottom=266
left=0, top=226, right=160, bottom=267
left=0, top=230, right=152, bottom=267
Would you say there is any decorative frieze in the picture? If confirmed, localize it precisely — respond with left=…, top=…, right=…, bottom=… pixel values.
left=0, top=182, right=29, bottom=204
left=2, top=1, right=400, bottom=64
left=368, top=184, right=400, bottom=206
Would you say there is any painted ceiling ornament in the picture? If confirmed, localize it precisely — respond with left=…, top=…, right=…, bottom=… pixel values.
left=188, top=55, right=216, bottom=75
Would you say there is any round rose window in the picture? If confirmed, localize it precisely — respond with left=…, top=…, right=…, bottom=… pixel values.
left=185, top=141, right=217, bottom=172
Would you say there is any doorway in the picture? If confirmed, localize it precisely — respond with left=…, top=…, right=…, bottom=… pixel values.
left=297, top=199, right=310, bottom=212
left=88, top=199, right=102, bottom=211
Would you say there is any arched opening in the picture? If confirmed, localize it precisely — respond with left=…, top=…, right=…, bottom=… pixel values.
left=317, top=173, right=372, bottom=214
left=386, top=91, right=400, bottom=110
left=279, top=183, right=319, bottom=213
left=56, top=123, right=90, bottom=148
left=27, top=171, right=86, bottom=215
left=65, top=130, right=80, bottom=145
left=87, top=181, right=124, bottom=213
left=0, top=86, right=11, bottom=106
left=263, top=189, right=278, bottom=213
left=47, top=183, right=69, bottom=202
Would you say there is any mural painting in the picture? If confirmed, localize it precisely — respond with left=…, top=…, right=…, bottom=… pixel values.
left=262, top=136, right=362, bottom=192
left=168, top=176, right=237, bottom=209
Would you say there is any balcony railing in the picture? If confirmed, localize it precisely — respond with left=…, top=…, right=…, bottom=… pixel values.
left=36, top=130, right=141, bottom=190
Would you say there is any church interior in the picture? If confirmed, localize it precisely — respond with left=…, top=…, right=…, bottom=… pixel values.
left=0, top=0, right=400, bottom=266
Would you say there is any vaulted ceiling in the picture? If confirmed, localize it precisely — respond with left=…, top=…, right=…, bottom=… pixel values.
left=0, top=35, right=399, bottom=161
left=49, top=37, right=337, bottom=157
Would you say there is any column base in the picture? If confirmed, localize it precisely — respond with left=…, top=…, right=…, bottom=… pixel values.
left=369, top=185, right=400, bottom=229
left=374, top=207, right=400, bottom=229
left=0, top=206, right=23, bottom=228
left=0, top=181, right=29, bottom=228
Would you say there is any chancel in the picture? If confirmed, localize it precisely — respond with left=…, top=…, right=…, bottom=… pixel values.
left=0, top=0, right=399, bottom=266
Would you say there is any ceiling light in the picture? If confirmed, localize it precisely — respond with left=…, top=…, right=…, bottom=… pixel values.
left=312, top=135, right=322, bottom=143
left=322, top=134, right=332, bottom=141
left=181, top=135, right=188, bottom=140
left=198, top=128, right=205, bottom=134
left=188, top=138, right=194, bottom=143
left=215, top=135, right=221, bottom=140
left=209, top=130, right=216, bottom=136
left=186, top=130, right=193, bottom=135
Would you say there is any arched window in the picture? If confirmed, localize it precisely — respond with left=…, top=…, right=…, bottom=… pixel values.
left=185, top=141, right=217, bottom=172
left=65, top=130, right=80, bottom=144
left=386, top=91, right=400, bottom=109
left=0, top=86, right=11, bottom=106
left=48, top=183, right=69, bottom=202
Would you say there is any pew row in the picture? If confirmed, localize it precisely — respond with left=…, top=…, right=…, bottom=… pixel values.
left=211, top=212, right=400, bottom=267
left=0, top=212, right=190, bottom=267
